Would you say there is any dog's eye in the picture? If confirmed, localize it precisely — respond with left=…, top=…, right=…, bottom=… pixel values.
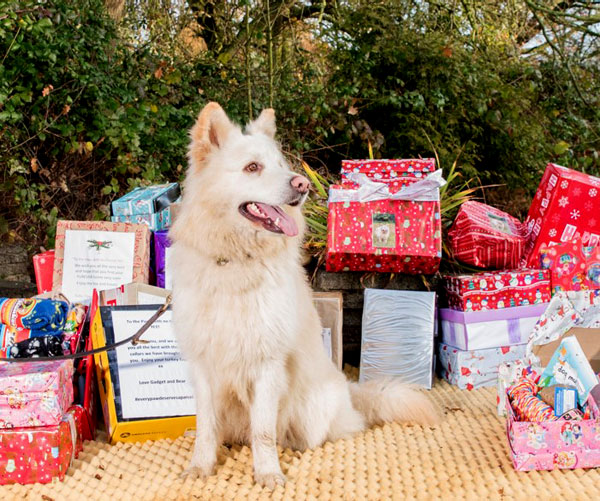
left=244, top=162, right=261, bottom=173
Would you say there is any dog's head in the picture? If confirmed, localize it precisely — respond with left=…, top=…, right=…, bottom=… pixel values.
left=185, top=102, right=310, bottom=238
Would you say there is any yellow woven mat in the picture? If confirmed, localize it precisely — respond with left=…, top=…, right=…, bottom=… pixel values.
left=2, top=378, right=599, bottom=500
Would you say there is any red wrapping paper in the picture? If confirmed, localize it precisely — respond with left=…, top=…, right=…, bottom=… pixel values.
left=540, top=240, right=600, bottom=293
left=447, top=201, right=527, bottom=269
left=0, top=405, right=84, bottom=485
left=524, top=163, right=600, bottom=267
left=443, top=269, right=551, bottom=311
left=326, top=159, right=442, bottom=274
left=32, top=250, right=55, bottom=295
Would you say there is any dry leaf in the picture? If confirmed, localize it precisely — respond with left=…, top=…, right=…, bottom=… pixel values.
left=347, top=105, right=358, bottom=116
left=63, top=104, right=71, bottom=115
left=154, top=67, right=163, bottom=79
left=42, top=85, right=54, bottom=97
left=442, top=46, right=453, bottom=58
left=30, top=157, right=38, bottom=173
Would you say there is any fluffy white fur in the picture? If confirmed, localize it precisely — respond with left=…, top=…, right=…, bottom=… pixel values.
left=170, top=102, right=441, bottom=489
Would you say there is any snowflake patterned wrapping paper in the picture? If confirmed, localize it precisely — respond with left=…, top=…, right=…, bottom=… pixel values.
left=326, top=160, right=443, bottom=274
left=443, top=269, right=551, bottom=311
left=359, top=289, right=436, bottom=388
left=0, top=360, right=74, bottom=429
left=523, top=163, right=600, bottom=267
left=447, top=201, right=527, bottom=269
left=540, top=240, right=600, bottom=293
left=506, top=391, right=600, bottom=471
left=439, top=303, right=548, bottom=351
left=438, top=342, right=528, bottom=390
left=0, top=405, right=84, bottom=485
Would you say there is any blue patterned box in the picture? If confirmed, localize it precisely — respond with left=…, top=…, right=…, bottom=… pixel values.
left=111, top=205, right=173, bottom=231
left=438, top=342, right=527, bottom=390
left=111, top=183, right=180, bottom=217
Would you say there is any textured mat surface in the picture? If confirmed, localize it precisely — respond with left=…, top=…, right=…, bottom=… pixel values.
left=2, top=377, right=599, bottom=500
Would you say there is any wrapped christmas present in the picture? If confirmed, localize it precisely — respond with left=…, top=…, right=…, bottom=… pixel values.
left=359, top=288, right=436, bottom=388
left=447, top=200, right=527, bottom=269
left=327, top=159, right=444, bottom=274
left=523, top=163, right=600, bottom=266
left=0, top=405, right=84, bottom=485
left=438, top=342, right=527, bottom=390
left=0, top=360, right=74, bottom=429
left=443, top=269, right=551, bottom=311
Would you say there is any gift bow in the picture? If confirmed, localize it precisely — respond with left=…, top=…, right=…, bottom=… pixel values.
left=328, top=169, right=447, bottom=204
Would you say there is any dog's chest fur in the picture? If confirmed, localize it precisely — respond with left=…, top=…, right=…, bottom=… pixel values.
left=171, top=241, right=301, bottom=381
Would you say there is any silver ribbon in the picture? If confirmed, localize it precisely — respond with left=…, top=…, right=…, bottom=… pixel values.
left=328, top=169, right=446, bottom=204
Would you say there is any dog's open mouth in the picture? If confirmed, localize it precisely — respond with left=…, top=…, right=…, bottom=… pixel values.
left=239, top=202, right=298, bottom=236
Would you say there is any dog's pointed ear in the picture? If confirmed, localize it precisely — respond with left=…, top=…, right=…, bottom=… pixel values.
left=190, top=102, right=235, bottom=152
left=246, top=108, right=276, bottom=139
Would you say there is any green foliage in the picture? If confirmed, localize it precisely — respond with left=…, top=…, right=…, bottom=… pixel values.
left=1, top=0, right=598, bottom=257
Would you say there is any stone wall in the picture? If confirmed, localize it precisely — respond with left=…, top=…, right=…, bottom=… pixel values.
left=312, top=270, right=440, bottom=366
left=0, top=245, right=37, bottom=297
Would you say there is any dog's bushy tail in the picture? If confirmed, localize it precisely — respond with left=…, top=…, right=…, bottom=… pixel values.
left=349, top=378, right=441, bottom=427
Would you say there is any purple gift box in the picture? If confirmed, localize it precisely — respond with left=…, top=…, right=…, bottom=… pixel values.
left=154, top=230, right=172, bottom=289
left=439, top=303, right=548, bottom=351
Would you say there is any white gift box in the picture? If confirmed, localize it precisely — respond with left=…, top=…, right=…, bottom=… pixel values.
left=360, top=289, right=436, bottom=389
left=439, top=303, right=548, bottom=351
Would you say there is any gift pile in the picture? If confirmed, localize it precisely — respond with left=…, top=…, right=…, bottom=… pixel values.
left=0, top=360, right=86, bottom=484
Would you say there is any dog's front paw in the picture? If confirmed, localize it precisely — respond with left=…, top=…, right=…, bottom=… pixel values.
left=254, top=471, right=286, bottom=489
left=180, top=464, right=214, bottom=481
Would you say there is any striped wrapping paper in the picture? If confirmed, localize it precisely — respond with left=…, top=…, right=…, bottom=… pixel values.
left=448, top=201, right=527, bottom=269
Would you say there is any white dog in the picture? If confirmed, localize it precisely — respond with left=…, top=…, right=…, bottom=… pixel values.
left=169, top=103, right=440, bottom=489
left=374, top=223, right=391, bottom=246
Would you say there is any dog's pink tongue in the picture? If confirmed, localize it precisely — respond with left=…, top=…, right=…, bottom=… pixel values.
left=256, top=203, right=298, bottom=237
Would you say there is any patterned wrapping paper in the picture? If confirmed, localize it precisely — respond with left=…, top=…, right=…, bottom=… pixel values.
left=506, top=392, right=600, bottom=471
left=0, top=405, right=84, bottom=485
left=111, top=183, right=180, bottom=216
left=439, top=303, right=548, bottom=351
left=0, top=360, right=74, bottom=429
left=447, top=201, right=527, bottom=269
left=326, top=161, right=443, bottom=274
left=340, top=159, right=436, bottom=191
left=360, top=289, right=436, bottom=389
left=52, top=220, right=151, bottom=293
left=523, top=163, right=600, bottom=267
left=540, top=240, right=600, bottom=293
left=438, top=342, right=528, bottom=390
left=443, top=269, right=551, bottom=311
left=111, top=204, right=174, bottom=231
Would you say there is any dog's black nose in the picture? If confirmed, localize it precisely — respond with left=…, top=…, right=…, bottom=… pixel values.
left=290, top=175, right=310, bottom=194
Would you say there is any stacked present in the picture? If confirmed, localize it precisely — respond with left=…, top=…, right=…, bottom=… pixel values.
left=326, top=159, right=444, bottom=274
left=438, top=269, right=551, bottom=389
left=0, top=360, right=85, bottom=484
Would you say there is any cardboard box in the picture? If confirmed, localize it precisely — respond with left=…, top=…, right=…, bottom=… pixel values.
left=91, top=303, right=195, bottom=444
left=99, top=282, right=171, bottom=307
left=313, top=292, right=343, bottom=370
left=533, top=327, right=600, bottom=373
left=52, top=220, right=151, bottom=303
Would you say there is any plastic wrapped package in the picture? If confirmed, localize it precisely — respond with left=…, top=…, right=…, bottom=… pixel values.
left=359, top=289, right=436, bottom=388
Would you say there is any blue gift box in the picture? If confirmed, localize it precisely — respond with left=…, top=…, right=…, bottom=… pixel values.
left=111, top=183, right=180, bottom=217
